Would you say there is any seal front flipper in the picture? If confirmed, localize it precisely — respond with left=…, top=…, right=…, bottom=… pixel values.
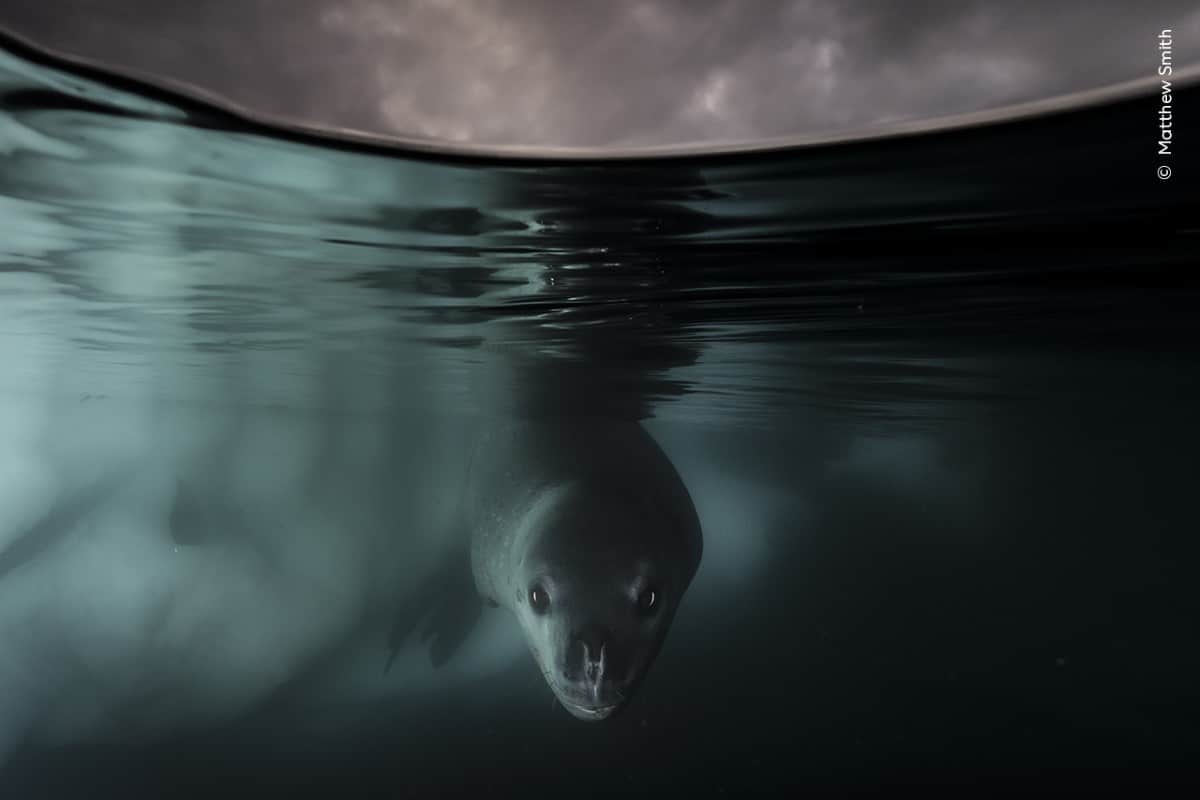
left=384, top=599, right=425, bottom=674
left=419, top=586, right=482, bottom=668
left=385, top=546, right=482, bottom=672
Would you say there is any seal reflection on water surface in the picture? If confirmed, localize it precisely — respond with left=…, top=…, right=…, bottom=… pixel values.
left=468, top=419, right=703, bottom=721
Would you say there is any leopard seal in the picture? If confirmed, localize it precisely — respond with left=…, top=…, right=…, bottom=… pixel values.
left=388, top=417, right=702, bottom=721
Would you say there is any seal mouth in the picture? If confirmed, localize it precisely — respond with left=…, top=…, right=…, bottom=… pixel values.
left=561, top=700, right=618, bottom=721
left=553, top=683, right=624, bottom=721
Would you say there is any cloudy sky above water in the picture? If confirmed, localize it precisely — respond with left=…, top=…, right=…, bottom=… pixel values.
left=0, top=0, right=1197, bottom=149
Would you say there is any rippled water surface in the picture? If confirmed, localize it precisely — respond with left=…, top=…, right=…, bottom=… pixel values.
left=1, top=36, right=1199, bottom=796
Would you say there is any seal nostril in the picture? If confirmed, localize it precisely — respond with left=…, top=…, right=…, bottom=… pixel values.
left=573, top=624, right=610, bottom=679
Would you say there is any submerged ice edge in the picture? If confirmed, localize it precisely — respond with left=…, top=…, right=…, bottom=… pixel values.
left=3, top=23, right=1200, bottom=163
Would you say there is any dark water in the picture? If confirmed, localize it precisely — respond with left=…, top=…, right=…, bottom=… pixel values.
left=1, top=33, right=1199, bottom=796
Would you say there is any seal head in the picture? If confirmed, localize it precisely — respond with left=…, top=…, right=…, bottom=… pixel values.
left=464, top=420, right=702, bottom=721
left=505, top=482, right=698, bottom=720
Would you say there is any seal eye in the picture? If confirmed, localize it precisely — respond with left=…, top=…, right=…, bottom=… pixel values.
left=529, top=585, right=551, bottom=615
left=637, top=587, right=659, bottom=616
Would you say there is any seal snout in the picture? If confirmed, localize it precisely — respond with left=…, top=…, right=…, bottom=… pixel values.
left=554, top=623, right=627, bottom=719
left=567, top=624, right=611, bottom=686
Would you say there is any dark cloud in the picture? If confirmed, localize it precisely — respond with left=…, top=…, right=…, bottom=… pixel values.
left=1, top=0, right=1197, bottom=149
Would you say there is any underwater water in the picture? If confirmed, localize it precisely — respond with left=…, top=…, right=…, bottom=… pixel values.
left=1, top=34, right=1199, bottom=796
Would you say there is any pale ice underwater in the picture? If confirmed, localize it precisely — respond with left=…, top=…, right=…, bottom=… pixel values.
left=0, top=349, right=729, bottom=755
left=2, top=34, right=1200, bottom=795
left=0, top=39, right=784, bottom=770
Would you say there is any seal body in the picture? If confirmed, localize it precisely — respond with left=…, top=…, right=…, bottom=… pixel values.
left=467, top=418, right=702, bottom=720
